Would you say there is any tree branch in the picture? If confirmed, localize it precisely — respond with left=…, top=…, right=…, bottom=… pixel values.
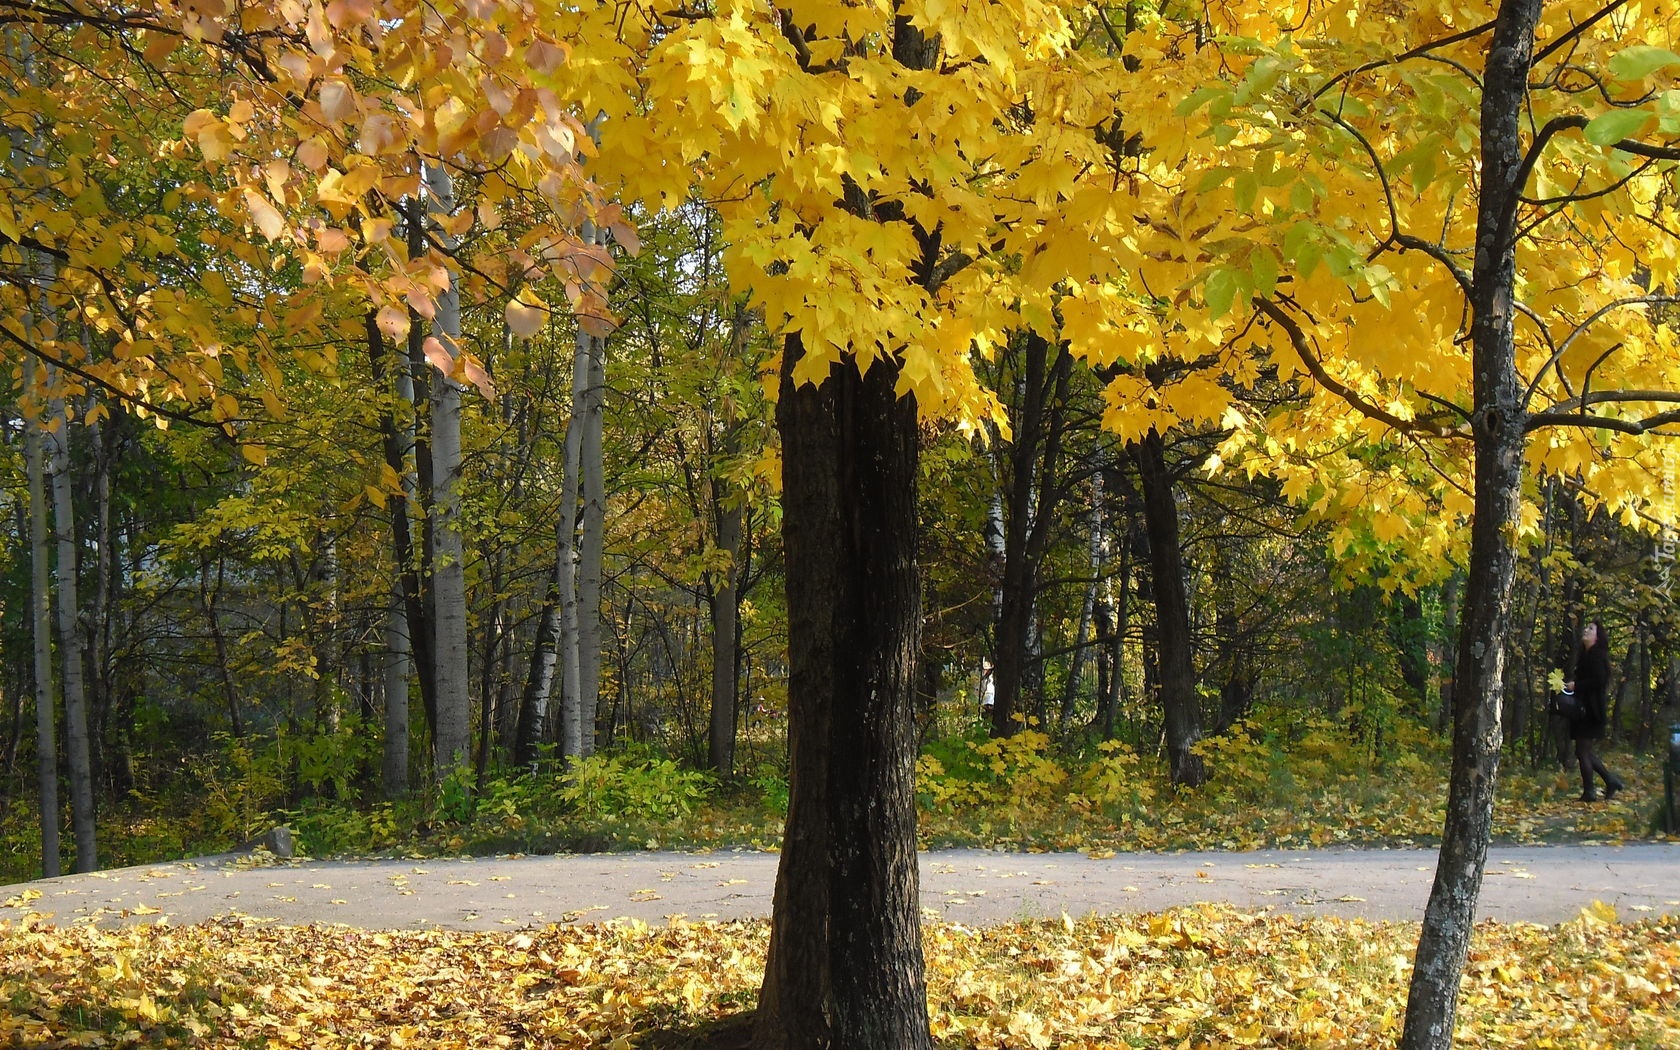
left=1254, top=298, right=1469, bottom=439
left=1525, top=408, right=1680, bottom=435
left=0, top=320, right=225, bottom=431
left=1312, top=18, right=1496, bottom=103
left=1531, top=0, right=1631, bottom=67
left=1521, top=296, right=1679, bottom=408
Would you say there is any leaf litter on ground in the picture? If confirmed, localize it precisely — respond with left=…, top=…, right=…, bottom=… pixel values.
left=1, top=902, right=1674, bottom=1049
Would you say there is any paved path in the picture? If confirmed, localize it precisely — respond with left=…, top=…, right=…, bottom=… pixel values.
left=4, top=845, right=1677, bottom=931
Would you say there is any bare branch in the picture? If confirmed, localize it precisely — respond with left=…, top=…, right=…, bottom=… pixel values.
left=1525, top=408, right=1680, bottom=435
left=1605, top=136, right=1680, bottom=161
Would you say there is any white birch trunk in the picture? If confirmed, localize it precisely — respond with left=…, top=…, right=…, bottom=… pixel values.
left=576, top=310, right=606, bottom=757
left=48, top=367, right=97, bottom=871
left=424, top=161, right=470, bottom=779
left=25, top=362, right=60, bottom=878
left=556, top=116, right=608, bottom=760
left=382, top=584, right=411, bottom=797
left=11, top=26, right=62, bottom=879
left=382, top=322, right=419, bottom=796
left=555, top=325, right=590, bottom=760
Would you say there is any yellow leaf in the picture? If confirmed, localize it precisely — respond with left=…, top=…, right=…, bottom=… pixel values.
left=242, top=188, right=286, bottom=241
left=505, top=296, right=546, bottom=339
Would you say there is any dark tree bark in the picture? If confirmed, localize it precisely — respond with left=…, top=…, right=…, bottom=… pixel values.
left=514, top=582, right=561, bottom=766
left=752, top=337, right=930, bottom=1050
left=989, top=333, right=1073, bottom=737
left=1130, top=429, right=1206, bottom=786
left=707, top=494, right=745, bottom=777
left=367, top=308, right=434, bottom=789
left=1400, top=3, right=1536, bottom=1046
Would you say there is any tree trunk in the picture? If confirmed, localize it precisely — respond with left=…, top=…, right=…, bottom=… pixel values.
left=25, top=361, right=61, bottom=879
left=424, top=162, right=471, bottom=779
left=1131, top=429, right=1206, bottom=786
left=989, top=334, right=1072, bottom=738
left=1400, top=3, right=1535, bottom=1045
left=515, top=582, right=561, bottom=766
left=382, top=584, right=411, bottom=798
left=90, top=411, right=136, bottom=796
left=42, top=355, right=97, bottom=872
left=555, top=330, right=592, bottom=760
left=368, top=308, right=428, bottom=794
left=709, top=494, right=745, bottom=777
left=200, top=554, right=244, bottom=737
left=754, top=336, right=929, bottom=1050
left=1059, top=463, right=1107, bottom=732
left=577, top=306, right=606, bottom=758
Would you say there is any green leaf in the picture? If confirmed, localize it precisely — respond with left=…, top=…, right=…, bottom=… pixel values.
left=1583, top=107, right=1653, bottom=146
left=1204, top=267, right=1241, bottom=319
left=1409, top=148, right=1438, bottom=195
left=1609, top=45, right=1680, bottom=82
left=1289, top=180, right=1316, bottom=213
left=1197, top=167, right=1231, bottom=193
left=1232, top=171, right=1258, bottom=213
left=1174, top=85, right=1228, bottom=118
left=1250, top=246, right=1280, bottom=298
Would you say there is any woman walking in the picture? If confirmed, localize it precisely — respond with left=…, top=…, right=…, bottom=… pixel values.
left=1566, top=619, right=1625, bottom=802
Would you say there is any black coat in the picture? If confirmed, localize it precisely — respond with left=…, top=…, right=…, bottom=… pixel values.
left=1572, top=642, right=1611, bottom=741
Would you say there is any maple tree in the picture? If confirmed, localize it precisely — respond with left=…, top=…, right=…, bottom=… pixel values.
left=1094, top=1, right=1680, bottom=1045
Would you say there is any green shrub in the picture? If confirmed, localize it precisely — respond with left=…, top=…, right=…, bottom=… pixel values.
left=560, top=748, right=716, bottom=824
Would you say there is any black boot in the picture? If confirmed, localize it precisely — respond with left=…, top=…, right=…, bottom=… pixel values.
left=1593, top=757, right=1623, bottom=800
left=1580, top=768, right=1599, bottom=802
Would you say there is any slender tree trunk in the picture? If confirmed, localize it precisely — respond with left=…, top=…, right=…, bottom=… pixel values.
left=424, top=162, right=471, bottom=779
left=577, top=307, right=606, bottom=758
left=709, top=494, right=745, bottom=777
left=368, top=309, right=426, bottom=795
left=1401, top=4, right=1535, bottom=1045
left=989, top=335, right=1071, bottom=737
left=1061, top=467, right=1106, bottom=731
left=46, top=371, right=96, bottom=871
left=382, top=584, right=411, bottom=798
left=25, top=362, right=61, bottom=879
left=515, top=583, right=561, bottom=765
left=754, top=336, right=929, bottom=1050
left=90, top=412, right=135, bottom=795
left=201, top=554, right=244, bottom=737
left=555, top=332, right=590, bottom=759
left=991, top=339, right=1045, bottom=736
left=1131, top=429, right=1205, bottom=786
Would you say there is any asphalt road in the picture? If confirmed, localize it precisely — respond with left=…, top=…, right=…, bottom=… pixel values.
left=4, top=844, right=1678, bottom=931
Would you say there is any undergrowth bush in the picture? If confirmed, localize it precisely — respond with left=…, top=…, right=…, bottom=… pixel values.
left=3, top=713, right=1668, bottom=884
left=560, top=748, right=716, bottom=825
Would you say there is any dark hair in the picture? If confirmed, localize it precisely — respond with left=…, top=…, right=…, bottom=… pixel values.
left=1587, top=620, right=1608, bottom=649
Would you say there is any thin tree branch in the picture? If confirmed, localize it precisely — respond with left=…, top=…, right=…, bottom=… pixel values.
left=1525, top=408, right=1680, bottom=435
left=1254, top=298, right=1469, bottom=438
left=1531, top=0, right=1631, bottom=67
left=0, top=320, right=225, bottom=430
left=1312, top=19, right=1496, bottom=103
left=1521, top=296, right=1679, bottom=408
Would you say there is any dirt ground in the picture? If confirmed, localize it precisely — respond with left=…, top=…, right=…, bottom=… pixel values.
left=4, top=843, right=1677, bottom=931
